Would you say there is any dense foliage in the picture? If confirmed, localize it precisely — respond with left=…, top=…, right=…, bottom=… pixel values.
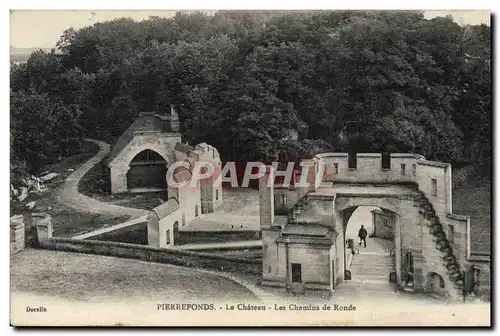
left=10, top=10, right=491, bottom=177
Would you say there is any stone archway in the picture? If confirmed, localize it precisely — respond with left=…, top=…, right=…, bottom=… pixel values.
left=339, top=205, right=399, bottom=283
left=425, top=272, right=446, bottom=297
left=127, top=149, right=168, bottom=192
left=172, top=221, right=179, bottom=246
left=333, top=195, right=415, bottom=286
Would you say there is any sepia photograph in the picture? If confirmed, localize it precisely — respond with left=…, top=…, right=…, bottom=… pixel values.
left=8, top=8, right=492, bottom=327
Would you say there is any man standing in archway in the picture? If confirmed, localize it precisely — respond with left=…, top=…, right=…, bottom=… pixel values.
left=358, top=225, right=368, bottom=248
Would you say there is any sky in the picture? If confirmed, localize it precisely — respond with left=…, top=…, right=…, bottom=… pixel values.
left=10, top=10, right=491, bottom=48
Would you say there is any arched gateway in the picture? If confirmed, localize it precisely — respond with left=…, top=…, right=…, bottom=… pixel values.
left=259, top=152, right=485, bottom=301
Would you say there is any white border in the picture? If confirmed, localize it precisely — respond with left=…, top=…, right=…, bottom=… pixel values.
left=2, top=1, right=497, bottom=334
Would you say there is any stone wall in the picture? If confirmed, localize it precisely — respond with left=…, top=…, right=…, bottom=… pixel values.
left=158, top=209, right=182, bottom=248
left=178, top=184, right=201, bottom=225
left=416, top=161, right=469, bottom=274
left=418, top=212, right=462, bottom=300
left=35, top=217, right=260, bottom=275
left=261, top=228, right=284, bottom=284
left=10, top=215, right=25, bottom=255
left=316, top=153, right=485, bottom=282
left=39, top=237, right=260, bottom=275
left=317, top=153, right=422, bottom=184
left=259, top=172, right=275, bottom=230
left=465, top=257, right=491, bottom=301
left=273, top=188, right=290, bottom=215
left=196, top=143, right=223, bottom=214
left=287, top=244, right=331, bottom=287
left=372, top=211, right=395, bottom=240
left=261, top=228, right=334, bottom=291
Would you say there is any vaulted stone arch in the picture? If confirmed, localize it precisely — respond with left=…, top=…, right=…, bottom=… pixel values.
left=333, top=195, right=414, bottom=285
left=335, top=195, right=403, bottom=215
left=126, top=149, right=169, bottom=192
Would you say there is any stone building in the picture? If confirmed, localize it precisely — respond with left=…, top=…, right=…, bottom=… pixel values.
left=105, top=107, right=223, bottom=248
left=260, top=153, right=491, bottom=300
left=105, top=107, right=181, bottom=194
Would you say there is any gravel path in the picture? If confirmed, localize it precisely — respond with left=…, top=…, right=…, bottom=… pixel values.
left=58, top=138, right=148, bottom=218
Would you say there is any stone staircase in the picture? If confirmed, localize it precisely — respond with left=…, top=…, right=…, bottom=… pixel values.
left=333, top=252, right=396, bottom=298
left=350, top=253, right=395, bottom=283
left=414, top=191, right=465, bottom=297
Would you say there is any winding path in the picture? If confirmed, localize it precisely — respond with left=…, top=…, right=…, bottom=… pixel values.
left=59, top=138, right=148, bottom=219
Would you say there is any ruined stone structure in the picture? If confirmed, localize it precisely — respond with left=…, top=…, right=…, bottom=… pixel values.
left=260, top=153, right=490, bottom=301
left=146, top=198, right=182, bottom=248
left=106, top=107, right=223, bottom=248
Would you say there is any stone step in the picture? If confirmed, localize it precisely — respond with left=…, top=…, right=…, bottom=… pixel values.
left=352, top=256, right=394, bottom=261
left=353, top=259, right=392, bottom=264
left=351, top=264, right=394, bottom=269
left=351, top=267, right=393, bottom=271
left=353, top=258, right=394, bottom=261
left=351, top=265, right=394, bottom=270
left=351, top=261, right=394, bottom=266
left=332, top=283, right=397, bottom=297
left=350, top=272, right=392, bottom=276
left=350, top=274, right=390, bottom=280
left=347, top=277, right=392, bottom=285
left=356, top=251, right=392, bottom=255
left=351, top=257, right=394, bottom=262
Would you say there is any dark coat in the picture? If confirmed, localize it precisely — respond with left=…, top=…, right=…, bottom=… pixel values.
left=358, top=228, right=368, bottom=239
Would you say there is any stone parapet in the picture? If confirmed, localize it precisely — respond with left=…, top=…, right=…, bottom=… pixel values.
left=10, top=215, right=25, bottom=255
left=33, top=213, right=52, bottom=245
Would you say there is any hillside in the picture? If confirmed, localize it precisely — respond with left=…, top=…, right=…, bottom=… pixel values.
left=10, top=46, right=52, bottom=63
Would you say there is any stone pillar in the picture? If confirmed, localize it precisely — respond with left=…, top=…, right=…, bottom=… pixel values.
left=444, top=164, right=453, bottom=214
left=394, top=213, right=402, bottom=285
left=413, top=252, right=425, bottom=291
left=200, top=178, right=213, bottom=214
left=259, top=167, right=275, bottom=230
left=33, top=213, right=52, bottom=246
left=110, top=166, right=129, bottom=194
left=261, top=228, right=282, bottom=284
left=147, top=212, right=160, bottom=247
left=333, top=206, right=346, bottom=283
left=10, top=215, right=25, bottom=255
left=297, top=159, right=316, bottom=193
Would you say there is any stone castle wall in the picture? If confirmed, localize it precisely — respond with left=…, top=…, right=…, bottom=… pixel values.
left=260, top=152, right=488, bottom=300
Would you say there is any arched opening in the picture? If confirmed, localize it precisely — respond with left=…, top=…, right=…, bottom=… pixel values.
left=172, top=221, right=179, bottom=246
left=425, top=272, right=446, bottom=297
left=342, top=206, right=397, bottom=284
left=127, top=149, right=168, bottom=193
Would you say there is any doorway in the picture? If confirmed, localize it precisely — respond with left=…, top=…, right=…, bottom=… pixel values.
left=342, top=206, right=397, bottom=283
left=291, top=263, right=302, bottom=283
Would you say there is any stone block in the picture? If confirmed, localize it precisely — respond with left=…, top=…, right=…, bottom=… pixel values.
left=33, top=213, right=52, bottom=245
